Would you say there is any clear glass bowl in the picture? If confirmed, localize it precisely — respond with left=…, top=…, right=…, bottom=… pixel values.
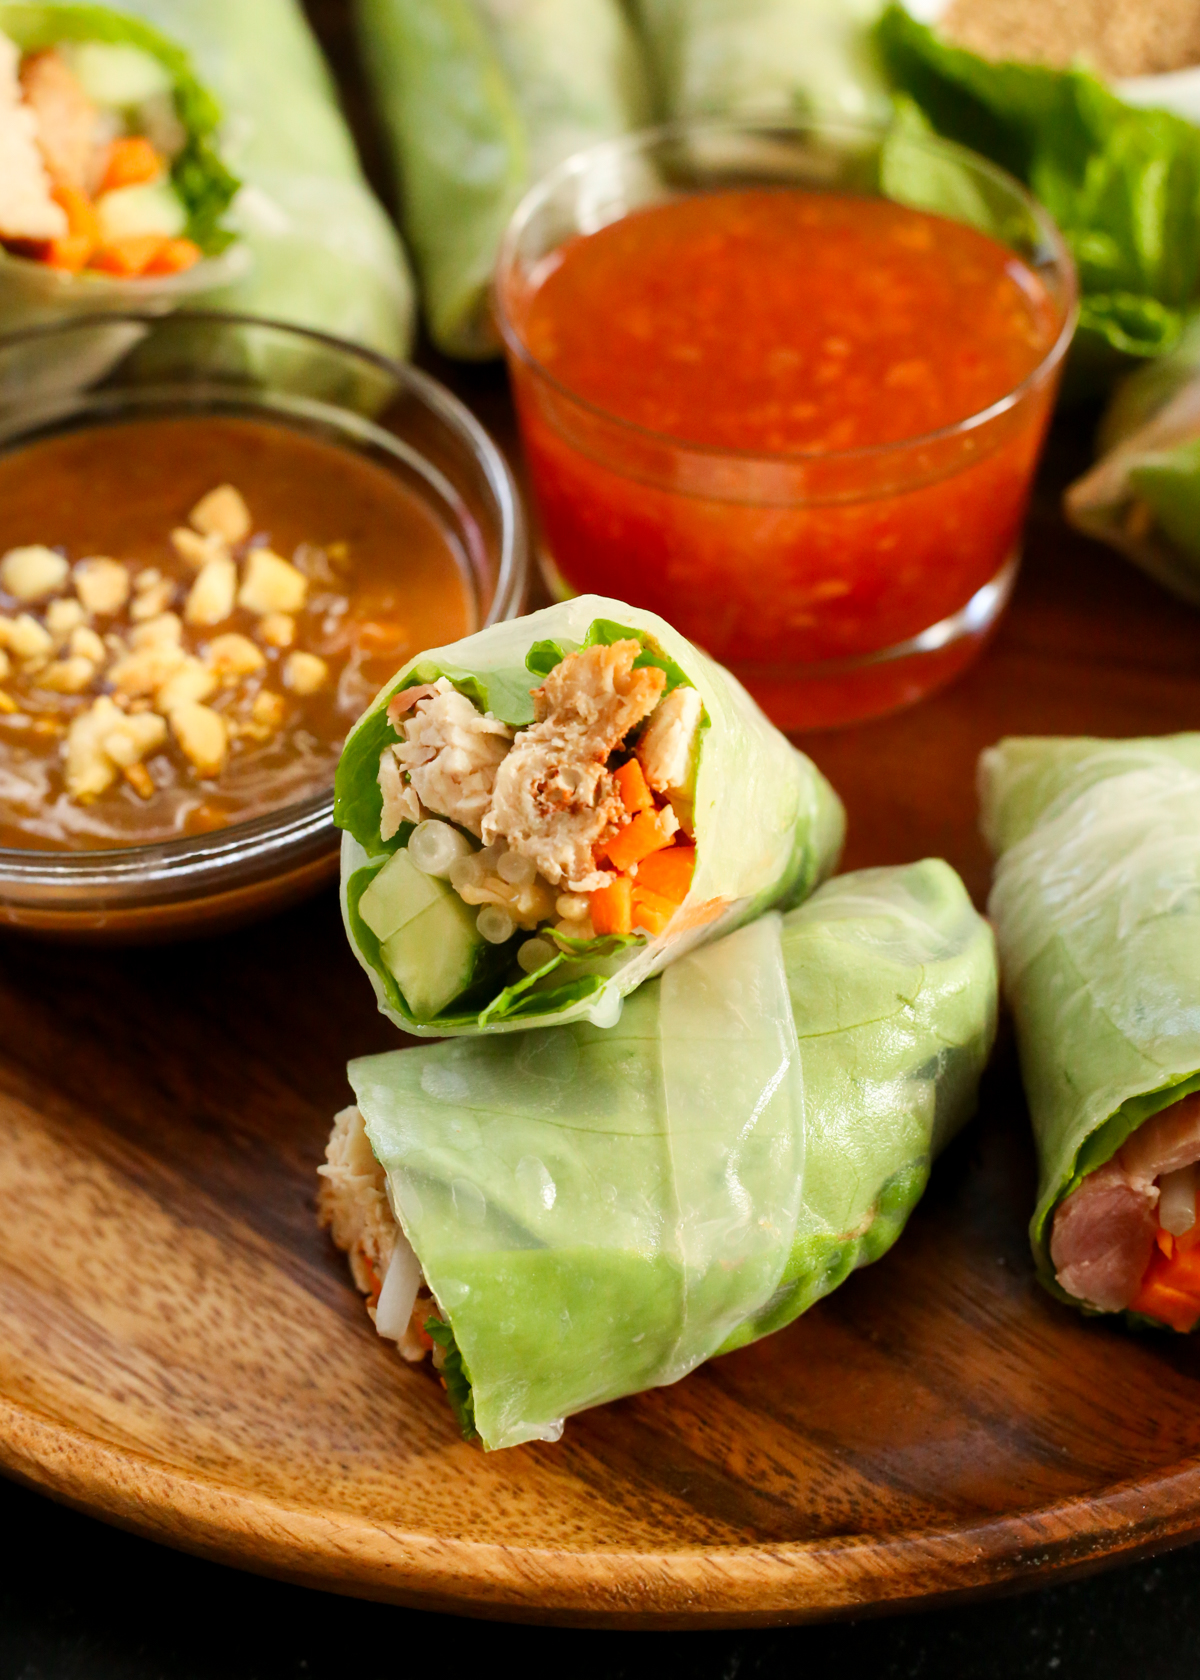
left=496, top=118, right=1077, bottom=729
left=0, top=311, right=527, bottom=942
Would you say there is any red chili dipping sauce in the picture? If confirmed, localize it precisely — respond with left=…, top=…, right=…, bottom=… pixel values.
left=503, top=189, right=1068, bottom=726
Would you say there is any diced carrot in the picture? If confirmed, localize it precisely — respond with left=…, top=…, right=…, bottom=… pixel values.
left=1161, top=1242, right=1200, bottom=1295
left=631, top=886, right=677, bottom=937
left=634, top=842, right=695, bottom=905
left=90, top=235, right=165, bottom=277
left=614, top=757, right=653, bottom=814
left=590, top=875, right=632, bottom=936
left=1157, top=1229, right=1176, bottom=1260
left=100, top=135, right=162, bottom=193
left=52, top=182, right=100, bottom=243
left=1131, top=1261, right=1200, bottom=1333
left=41, top=233, right=93, bottom=272
left=602, top=808, right=677, bottom=874
left=143, top=237, right=202, bottom=276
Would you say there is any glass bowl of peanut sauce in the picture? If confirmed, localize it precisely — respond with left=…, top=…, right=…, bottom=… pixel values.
left=0, top=312, right=527, bottom=941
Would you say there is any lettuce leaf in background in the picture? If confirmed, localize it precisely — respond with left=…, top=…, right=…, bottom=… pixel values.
left=876, top=3, right=1200, bottom=388
left=628, top=0, right=891, bottom=125
left=356, top=0, right=649, bottom=358
left=349, top=861, right=996, bottom=1449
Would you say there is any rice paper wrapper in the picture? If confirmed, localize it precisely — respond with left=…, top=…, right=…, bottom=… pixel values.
left=1066, top=317, right=1200, bottom=607
left=980, top=734, right=1200, bottom=1293
left=356, top=0, right=649, bottom=358
left=0, top=0, right=414, bottom=358
left=349, top=860, right=996, bottom=1449
left=335, top=594, right=846, bottom=1037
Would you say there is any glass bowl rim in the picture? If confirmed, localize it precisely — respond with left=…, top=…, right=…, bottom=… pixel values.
left=0, top=307, right=528, bottom=879
left=494, top=114, right=1080, bottom=468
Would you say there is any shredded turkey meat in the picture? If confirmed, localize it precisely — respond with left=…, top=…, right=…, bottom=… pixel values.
left=0, top=36, right=67, bottom=242
left=1051, top=1091, right=1200, bottom=1310
left=318, top=1105, right=432, bottom=1363
left=482, top=640, right=666, bottom=891
left=379, top=677, right=513, bottom=841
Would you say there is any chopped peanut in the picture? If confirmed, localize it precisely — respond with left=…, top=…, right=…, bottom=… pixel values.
left=129, top=612, right=182, bottom=649
left=155, top=656, right=217, bottom=712
left=239, top=549, right=308, bottom=616
left=170, top=527, right=228, bottom=571
left=283, top=650, right=328, bottom=695
left=205, top=632, right=265, bottom=678
left=73, top=558, right=130, bottom=616
left=123, top=763, right=155, bottom=799
left=0, top=690, right=17, bottom=714
left=0, top=545, right=69, bottom=601
left=189, top=484, right=251, bottom=544
left=103, top=711, right=167, bottom=769
left=169, top=701, right=227, bottom=778
left=130, top=573, right=175, bottom=621
left=184, top=555, right=236, bottom=626
left=46, top=597, right=87, bottom=641
left=34, top=655, right=95, bottom=694
left=108, top=641, right=186, bottom=697
left=69, top=625, right=106, bottom=664
left=64, top=698, right=166, bottom=799
left=251, top=689, right=286, bottom=730
left=0, top=649, right=8, bottom=680
left=258, top=612, right=295, bottom=648
left=6, top=614, right=53, bottom=663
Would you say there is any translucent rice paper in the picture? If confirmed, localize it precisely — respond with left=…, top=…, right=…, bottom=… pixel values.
left=981, top=736, right=1200, bottom=1291
left=336, top=593, right=845, bottom=1037
left=723, top=858, right=997, bottom=1349
left=352, top=914, right=804, bottom=1450
left=356, top=0, right=649, bottom=357
left=629, top=0, right=891, bottom=125
left=0, top=0, right=415, bottom=356
left=349, top=860, right=996, bottom=1449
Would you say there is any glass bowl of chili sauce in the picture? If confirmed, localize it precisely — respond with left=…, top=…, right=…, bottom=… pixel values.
left=495, top=120, right=1077, bottom=729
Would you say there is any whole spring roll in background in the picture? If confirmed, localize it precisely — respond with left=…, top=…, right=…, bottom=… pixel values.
left=981, top=734, right=1200, bottom=1329
left=320, top=860, right=997, bottom=1450
left=335, top=595, right=844, bottom=1036
left=0, top=0, right=415, bottom=354
left=356, top=0, right=649, bottom=357
left=629, top=0, right=890, bottom=124
left=1066, top=317, right=1200, bottom=608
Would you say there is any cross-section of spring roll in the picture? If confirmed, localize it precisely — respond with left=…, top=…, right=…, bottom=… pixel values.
left=334, top=594, right=845, bottom=1036
left=319, top=860, right=996, bottom=1449
left=981, top=733, right=1200, bottom=1328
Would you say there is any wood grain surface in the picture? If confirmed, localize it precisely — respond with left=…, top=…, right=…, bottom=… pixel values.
left=2, top=400, right=1200, bottom=1627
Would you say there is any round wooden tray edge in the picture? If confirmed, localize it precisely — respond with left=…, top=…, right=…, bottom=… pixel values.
left=6, top=1398, right=1200, bottom=1628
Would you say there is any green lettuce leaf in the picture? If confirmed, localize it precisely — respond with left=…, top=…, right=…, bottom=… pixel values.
left=876, top=2, right=1200, bottom=380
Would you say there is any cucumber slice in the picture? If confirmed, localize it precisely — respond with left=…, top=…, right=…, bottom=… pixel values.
left=360, top=847, right=494, bottom=1021
left=96, top=181, right=185, bottom=243
left=1129, top=440, right=1200, bottom=566
left=358, top=848, right=443, bottom=943
left=68, top=42, right=173, bottom=109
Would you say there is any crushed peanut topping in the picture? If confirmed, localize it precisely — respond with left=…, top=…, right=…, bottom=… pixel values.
left=0, top=482, right=345, bottom=825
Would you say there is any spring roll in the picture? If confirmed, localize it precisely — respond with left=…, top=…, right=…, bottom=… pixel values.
left=335, top=594, right=845, bottom=1036
left=0, top=0, right=414, bottom=355
left=355, top=0, right=649, bottom=357
left=320, top=860, right=997, bottom=1449
left=629, top=0, right=891, bottom=124
left=981, top=734, right=1200, bottom=1328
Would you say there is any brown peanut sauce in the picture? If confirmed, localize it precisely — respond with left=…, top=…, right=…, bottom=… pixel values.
left=0, top=415, right=474, bottom=851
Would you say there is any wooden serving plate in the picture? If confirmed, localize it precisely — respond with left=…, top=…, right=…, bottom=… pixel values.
left=2, top=416, right=1200, bottom=1630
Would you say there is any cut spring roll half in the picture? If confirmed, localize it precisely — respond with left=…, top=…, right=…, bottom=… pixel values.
left=334, top=595, right=845, bottom=1036
left=981, top=733, right=1200, bottom=1328
left=319, top=860, right=997, bottom=1449
left=0, top=3, right=240, bottom=308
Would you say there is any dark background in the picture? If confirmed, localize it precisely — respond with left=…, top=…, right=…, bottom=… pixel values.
left=5, top=3, right=1200, bottom=1675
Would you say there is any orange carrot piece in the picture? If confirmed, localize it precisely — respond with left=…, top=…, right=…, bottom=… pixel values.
left=603, top=808, right=677, bottom=874
left=590, top=875, right=632, bottom=936
left=100, top=135, right=162, bottom=193
left=1131, top=1262, right=1200, bottom=1332
left=90, top=234, right=165, bottom=277
left=143, top=237, right=202, bottom=276
left=1157, top=1229, right=1176, bottom=1260
left=52, top=182, right=100, bottom=242
left=635, top=843, right=695, bottom=905
left=614, top=757, right=653, bottom=814
left=631, top=886, right=677, bottom=936
left=41, top=233, right=93, bottom=271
